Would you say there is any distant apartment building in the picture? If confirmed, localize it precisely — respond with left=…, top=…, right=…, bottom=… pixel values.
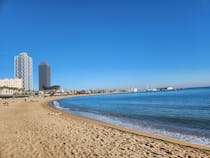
left=0, top=78, right=22, bottom=95
left=39, top=62, right=51, bottom=90
left=14, top=52, right=33, bottom=91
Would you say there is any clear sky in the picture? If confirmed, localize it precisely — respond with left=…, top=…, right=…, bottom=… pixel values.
left=0, top=0, right=210, bottom=90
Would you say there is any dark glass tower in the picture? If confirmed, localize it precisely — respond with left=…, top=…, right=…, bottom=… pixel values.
left=39, top=62, right=51, bottom=90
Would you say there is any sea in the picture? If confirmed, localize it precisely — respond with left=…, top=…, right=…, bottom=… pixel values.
left=51, top=87, right=210, bottom=146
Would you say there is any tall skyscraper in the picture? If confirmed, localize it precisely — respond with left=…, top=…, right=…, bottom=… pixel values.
left=14, top=52, right=33, bottom=91
left=39, top=62, right=51, bottom=90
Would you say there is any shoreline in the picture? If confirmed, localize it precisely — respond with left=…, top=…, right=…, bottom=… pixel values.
left=0, top=95, right=209, bottom=157
left=48, top=95, right=210, bottom=151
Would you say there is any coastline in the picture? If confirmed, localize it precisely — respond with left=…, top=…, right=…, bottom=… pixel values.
left=48, top=95, right=210, bottom=151
left=0, top=95, right=209, bottom=158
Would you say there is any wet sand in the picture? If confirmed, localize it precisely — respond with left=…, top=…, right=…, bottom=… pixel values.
left=0, top=96, right=209, bottom=158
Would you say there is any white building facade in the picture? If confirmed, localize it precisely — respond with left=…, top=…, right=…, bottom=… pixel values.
left=0, top=78, right=22, bottom=95
left=14, top=52, right=33, bottom=91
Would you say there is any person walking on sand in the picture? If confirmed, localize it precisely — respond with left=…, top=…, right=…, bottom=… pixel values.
left=3, top=101, right=8, bottom=106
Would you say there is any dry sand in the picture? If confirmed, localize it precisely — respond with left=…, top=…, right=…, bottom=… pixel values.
left=0, top=96, right=210, bottom=158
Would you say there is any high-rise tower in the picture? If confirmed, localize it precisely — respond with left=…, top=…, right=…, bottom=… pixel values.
left=14, top=52, right=33, bottom=91
left=39, top=62, right=51, bottom=90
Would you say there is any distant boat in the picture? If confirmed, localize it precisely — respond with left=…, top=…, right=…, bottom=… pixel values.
left=167, top=87, right=174, bottom=91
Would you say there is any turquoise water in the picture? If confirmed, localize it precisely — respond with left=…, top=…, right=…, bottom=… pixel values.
left=53, top=87, right=210, bottom=146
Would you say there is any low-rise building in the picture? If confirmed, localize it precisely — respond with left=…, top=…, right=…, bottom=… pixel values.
left=0, top=78, right=23, bottom=95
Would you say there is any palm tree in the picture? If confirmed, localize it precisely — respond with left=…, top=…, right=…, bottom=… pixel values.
left=0, top=86, right=22, bottom=95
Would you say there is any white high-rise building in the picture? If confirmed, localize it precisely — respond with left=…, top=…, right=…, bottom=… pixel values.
left=14, top=52, right=33, bottom=91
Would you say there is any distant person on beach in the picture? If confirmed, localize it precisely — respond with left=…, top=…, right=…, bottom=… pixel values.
left=3, top=101, right=8, bottom=106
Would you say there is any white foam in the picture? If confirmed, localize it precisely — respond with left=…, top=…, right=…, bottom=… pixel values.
left=50, top=101, right=68, bottom=110
left=53, top=103, right=210, bottom=146
left=70, top=110, right=210, bottom=146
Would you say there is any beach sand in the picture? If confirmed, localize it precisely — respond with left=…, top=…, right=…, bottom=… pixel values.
left=0, top=96, right=210, bottom=158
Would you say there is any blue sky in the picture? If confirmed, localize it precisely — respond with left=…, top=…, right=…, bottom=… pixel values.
left=0, top=0, right=210, bottom=90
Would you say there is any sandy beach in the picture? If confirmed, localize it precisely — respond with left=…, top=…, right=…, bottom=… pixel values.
left=0, top=96, right=209, bottom=158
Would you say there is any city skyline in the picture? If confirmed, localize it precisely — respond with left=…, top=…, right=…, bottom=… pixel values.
left=0, top=0, right=210, bottom=90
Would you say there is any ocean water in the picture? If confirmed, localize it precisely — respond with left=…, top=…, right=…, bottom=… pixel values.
left=52, top=87, right=210, bottom=146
